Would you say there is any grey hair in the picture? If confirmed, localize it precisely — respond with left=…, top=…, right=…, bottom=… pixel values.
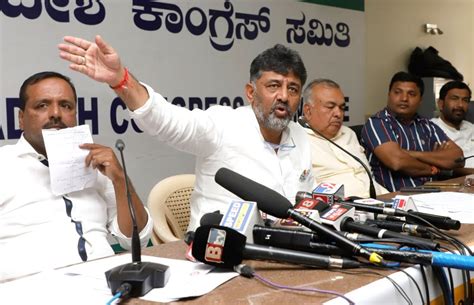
left=302, top=78, right=340, bottom=105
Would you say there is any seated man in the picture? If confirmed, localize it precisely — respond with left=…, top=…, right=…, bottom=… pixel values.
left=431, top=80, right=474, bottom=170
left=58, top=36, right=315, bottom=230
left=0, top=71, right=152, bottom=281
left=361, top=72, right=464, bottom=192
left=302, top=79, right=388, bottom=198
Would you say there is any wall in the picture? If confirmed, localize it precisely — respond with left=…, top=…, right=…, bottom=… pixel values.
left=365, top=0, right=474, bottom=117
left=0, top=1, right=365, bottom=199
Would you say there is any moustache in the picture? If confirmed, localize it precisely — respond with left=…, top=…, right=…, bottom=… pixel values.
left=271, top=102, right=291, bottom=114
left=43, top=120, right=68, bottom=129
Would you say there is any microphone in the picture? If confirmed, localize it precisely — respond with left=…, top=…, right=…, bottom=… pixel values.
left=342, top=201, right=461, bottom=231
left=455, top=155, right=474, bottom=163
left=105, top=139, right=170, bottom=297
left=251, top=225, right=438, bottom=265
left=192, top=225, right=361, bottom=269
left=200, top=211, right=223, bottom=226
left=297, top=195, right=439, bottom=250
left=365, top=219, right=430, bottom=235
left=298, top=116, right=377, bottom=199
left=253, top=225, right=350, bottom=256
left=214, top=167, right=383, bottom=264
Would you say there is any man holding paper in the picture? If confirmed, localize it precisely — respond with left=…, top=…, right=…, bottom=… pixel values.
left=0, top=71, right=152, bottom=281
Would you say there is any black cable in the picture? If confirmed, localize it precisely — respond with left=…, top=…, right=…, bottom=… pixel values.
left=392, top=267, right=425, bottom=305
left=419, top=264, right=430, bottom=305
left=432, top=266, right=453, bottom=305
left=423, top=223, right=472, bottom=304
left=447, top=268, right=455, bottom=304
left=427, top=227, right=472, bottom=303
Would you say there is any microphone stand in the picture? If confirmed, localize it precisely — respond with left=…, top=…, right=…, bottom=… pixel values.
left=298, top=116, right=377, bottom=199
left=105, top=139, right=170, bottom=298
left=455, top=155, right=474, bottom=164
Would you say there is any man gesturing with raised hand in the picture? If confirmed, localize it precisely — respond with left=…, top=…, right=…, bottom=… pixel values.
left=58, top=35, right=315, bottom=230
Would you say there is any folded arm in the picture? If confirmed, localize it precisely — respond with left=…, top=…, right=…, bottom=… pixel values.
left=373, top=141, right=433, bottom=176
left=404, top=140, right=464, bottom=169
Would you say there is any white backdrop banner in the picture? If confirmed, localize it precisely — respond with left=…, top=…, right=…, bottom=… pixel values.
left=0, top=0, right=365, bottom=199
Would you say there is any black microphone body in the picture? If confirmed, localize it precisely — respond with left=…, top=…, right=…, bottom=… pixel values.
left=366, top=219, right=430, bottom=235
left=455, top=155, right=474, bottom=163
left=341, top=220, right=439, bottom=250
left=105, top=139, right=170, bottom=297
left=298, top=116, right=377, bottom=199
left=243, top=243, right=360, bottom=269
left=192, top=225, right=360, bottom=269
left=252, top=225, right=436, bottom=265
left=343, top=201, right=461, bottom=231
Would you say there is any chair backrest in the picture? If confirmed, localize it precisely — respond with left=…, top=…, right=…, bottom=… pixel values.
left=147, top=174, right=195, bottom=244
left=349, top=124, right=364, bottom=143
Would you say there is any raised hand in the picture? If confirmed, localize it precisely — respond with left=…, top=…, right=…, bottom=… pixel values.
left=58, top=35, right=124, bottom=87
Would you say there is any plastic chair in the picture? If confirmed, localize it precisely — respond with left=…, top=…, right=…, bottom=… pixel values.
left=147, top=174, right=195, bottom=244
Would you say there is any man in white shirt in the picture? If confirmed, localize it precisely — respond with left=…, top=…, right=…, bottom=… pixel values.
left=58, top=36, right=315, bottom=230
left=431, top=80, right=474, bottom=169
left=0, top=71, right=152, bottom=281
left=302, top=79, right=387, bottom=198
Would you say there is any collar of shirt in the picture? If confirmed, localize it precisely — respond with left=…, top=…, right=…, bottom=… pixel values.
left=435, top=117, right=471, bottom=132
left=304, top=126, right=345, bottom=142
left=14, top=134, right=47, bottom=162
left=383, top=107, right=423, bottom=125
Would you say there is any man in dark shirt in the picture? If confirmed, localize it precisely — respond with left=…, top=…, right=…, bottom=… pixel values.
left=361, top=71, right=463, bottom=192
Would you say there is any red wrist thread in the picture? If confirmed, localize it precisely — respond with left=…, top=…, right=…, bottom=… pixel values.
left=110, top=68, right=129, bottom=90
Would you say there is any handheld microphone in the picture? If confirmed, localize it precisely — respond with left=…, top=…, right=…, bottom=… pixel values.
left=342, top=201, right=461, bottom=231
left=455, top=155, right=474, bottom=163
left=214, top=167, right=383, bottom=264
left=192, top=225, right=361, bottom=269
left=365, top=219, right=430, bottom=235
left=251, top=225, right=437, bottom=265
left=298, top=116, right=376, bottom=199
left=105, top=139, right=170, bottom=298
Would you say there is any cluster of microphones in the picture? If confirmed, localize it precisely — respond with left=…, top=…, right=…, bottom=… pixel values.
left=187, top=168, right=474, bottom=278
left=104, top=137, right=471, bottom=301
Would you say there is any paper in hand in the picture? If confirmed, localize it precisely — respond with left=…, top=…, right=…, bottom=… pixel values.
left=42, top=125, right=97, bottom=195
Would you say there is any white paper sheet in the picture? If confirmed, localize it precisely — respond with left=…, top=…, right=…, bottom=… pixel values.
left=42, top=125, right=97, bottom=195
left=0, top=255, right=238, bottom=304
left=410, top=192, right=474, bottom=223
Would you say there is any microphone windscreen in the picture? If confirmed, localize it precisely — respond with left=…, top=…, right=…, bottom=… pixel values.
left=192, top=225, right=246, bottom=268
left=200, top=212, right=224, bottom=226
left=297, top=116, right=309, bottom=127
left=214, top=168, right=292, bottom=218
left=115, top=139, right=125, bottom=151
left=454, top=157, right=465, bottom=163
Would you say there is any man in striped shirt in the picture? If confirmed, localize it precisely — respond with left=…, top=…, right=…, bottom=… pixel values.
left=361, top=72, right=464, bottom=192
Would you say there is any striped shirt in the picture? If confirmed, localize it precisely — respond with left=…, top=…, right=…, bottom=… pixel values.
left=361, top=108, right=449, bottom=192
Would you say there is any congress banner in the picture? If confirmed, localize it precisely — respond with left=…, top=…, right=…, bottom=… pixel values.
left=0, top=0, right=365, bottom=198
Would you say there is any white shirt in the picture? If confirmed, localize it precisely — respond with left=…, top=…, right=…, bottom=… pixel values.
left=0, top=135, right=153, bottom=281
left=306, top=126, right=388, bottom=198
left=130, top=84, right=315, bottom=230
left=431, top=118, right=474, bottom=168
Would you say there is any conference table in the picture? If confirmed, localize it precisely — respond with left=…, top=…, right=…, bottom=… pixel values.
left=122, top=175, right=474, bottom=305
